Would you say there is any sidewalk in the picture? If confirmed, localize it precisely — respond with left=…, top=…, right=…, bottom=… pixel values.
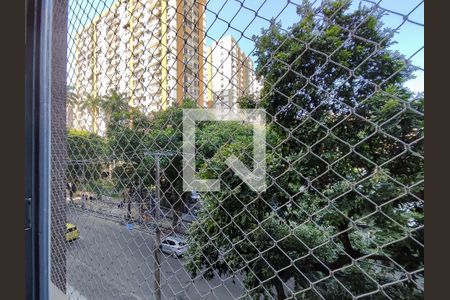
left=67, top=196, right=124, bottom=219
left=67, top=197, right=189, bottom=235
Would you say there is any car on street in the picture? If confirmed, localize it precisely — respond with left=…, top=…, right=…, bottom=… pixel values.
left=66, top=223, right=80, bottom=242
left=159, top=236, right=188, bottom=257
left=191, top=191, right=201, bottom=201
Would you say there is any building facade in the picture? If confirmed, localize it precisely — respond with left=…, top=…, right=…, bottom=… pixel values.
left=73, top=0, right=206, bottom=133
left=204, top=36, right=261, bottom=109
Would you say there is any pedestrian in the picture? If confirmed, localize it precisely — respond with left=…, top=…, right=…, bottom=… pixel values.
left=118, top=199, right=124, bottom=208
left=81, top=193, right=86, bottom=209
left=143, top=209, right=151, bottom=223
left=66, top=183, right=72, bottom=203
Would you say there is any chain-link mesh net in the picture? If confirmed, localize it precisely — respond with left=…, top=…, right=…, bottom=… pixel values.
left=55, top=0, right=424, bottom=298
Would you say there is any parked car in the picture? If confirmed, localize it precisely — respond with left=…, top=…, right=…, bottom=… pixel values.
left=191, top=191, right=201, bottom=201
left=182, top=212, right=196, bottom=223
left=159, top=236, right=188, bottom=257
left=65, top=223, right=80, bottom=242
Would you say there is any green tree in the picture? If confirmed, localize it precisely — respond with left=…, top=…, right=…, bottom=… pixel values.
left=237, top=94, right=259, bottom=109
left=107, top=107, right=152, bottom=188
left=186, top=1, right=423, bottom=299
left=99, top=90, right=130, bottom=182
left=101, top=90, right=130, bottom=127
left=67, top=129, right=106, bottom=187
left=107, top=99, right=197, bottom=227
left=67, top=85, right=79, bottom=108
left=79, top=93, right=103, bottom=133
left=144, top=100, right=197, bottom=229
left=66, top=86, right=79, bottom=129
left=106, top=106, right=152, bottom=219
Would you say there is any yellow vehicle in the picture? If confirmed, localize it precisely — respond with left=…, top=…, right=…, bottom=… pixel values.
left=65, top=223, right=80, bottom=242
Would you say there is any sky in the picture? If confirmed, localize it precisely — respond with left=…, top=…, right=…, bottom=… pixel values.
left=68, top=0, right=424, bottom=93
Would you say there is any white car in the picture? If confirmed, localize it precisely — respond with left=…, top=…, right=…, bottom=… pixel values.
left=191, top=191, right=201, bottom=201
left=159, top=236, right=188, bottom=257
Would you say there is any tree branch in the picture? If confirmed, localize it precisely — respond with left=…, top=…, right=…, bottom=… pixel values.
left=327, top=222, right=393, bottom=270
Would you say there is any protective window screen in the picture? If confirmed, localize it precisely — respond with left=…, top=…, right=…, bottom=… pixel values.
left=52, top=0, right=424, bottom=299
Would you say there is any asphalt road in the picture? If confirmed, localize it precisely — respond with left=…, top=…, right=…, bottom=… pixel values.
left=66, top=209, right=245, bottom=300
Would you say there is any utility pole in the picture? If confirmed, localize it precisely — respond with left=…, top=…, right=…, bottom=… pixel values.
left=145, top=150, right=175, bottom=300
left=154, top=153, right=161, bottom=300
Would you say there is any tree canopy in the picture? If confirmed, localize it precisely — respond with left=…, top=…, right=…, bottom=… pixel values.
left=186, top=1, right=424, bottom=299
left=66, top=2, right=424, bottom=296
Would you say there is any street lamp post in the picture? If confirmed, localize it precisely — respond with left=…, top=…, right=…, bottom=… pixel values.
left=154, top=153, right=161, bottom=300
left=144, top=150, right=175, bottom=300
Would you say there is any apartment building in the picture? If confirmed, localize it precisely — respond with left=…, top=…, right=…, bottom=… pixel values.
left=204, top=36, right=261, bottom=109
left=73, top=0, right=206, bottom=133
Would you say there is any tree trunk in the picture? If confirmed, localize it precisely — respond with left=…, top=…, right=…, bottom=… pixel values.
left=274, top=279, right=286, bottom=300
left=172, top=209, right=180, bottom=231
left=108, top=161, right=113, bottom=181
left=127, top=201, right=131, bottom=220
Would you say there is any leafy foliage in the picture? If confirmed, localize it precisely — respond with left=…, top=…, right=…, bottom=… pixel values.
left=67, top=129, right=106, bottom=184
left=186, top=1, right=424, bottom=299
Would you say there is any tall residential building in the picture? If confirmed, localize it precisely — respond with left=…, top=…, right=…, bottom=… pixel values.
left=73, top=0, right=206, bottom=132
left=204, top=36, right=261, bottom=109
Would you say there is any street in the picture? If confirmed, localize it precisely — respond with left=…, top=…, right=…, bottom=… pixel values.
left=66, top=208, right=245, bottom=300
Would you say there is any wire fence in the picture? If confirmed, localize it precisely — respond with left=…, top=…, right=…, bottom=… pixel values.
left=53, top=0, right=424, bottom=299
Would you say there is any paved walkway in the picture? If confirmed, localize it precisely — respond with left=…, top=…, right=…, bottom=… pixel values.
left=67, top=196, right=190, bottom=235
